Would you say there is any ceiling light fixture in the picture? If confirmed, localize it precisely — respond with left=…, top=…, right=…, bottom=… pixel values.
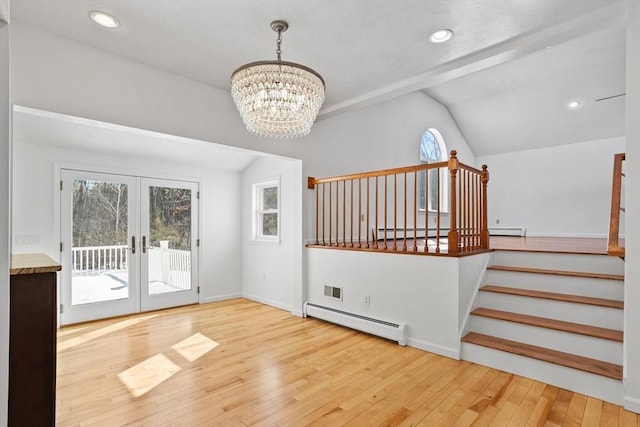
left=430, top=29, right=454, bottom=44
left=231, top=20, right=325, bottom=138
left=89, top=11, right=120, bottom=29
left=568, top=100, right=581, bottom=109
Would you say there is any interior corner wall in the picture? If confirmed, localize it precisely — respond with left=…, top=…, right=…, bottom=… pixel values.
left=11, top=140, right=244, bottom=303
left=241, top=156, right=297, bottom=312
left=476, top=136, right=625, bottom=237
left=624, top=0, right=640, bottom=413
left=0, top=17, right=10, bottom=426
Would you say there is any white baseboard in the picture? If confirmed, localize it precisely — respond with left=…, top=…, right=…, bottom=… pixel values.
left=407, top=337, right=459, bottom=360
left=200, top=293, right=242, bottom=304
left=526, top=232, right=609, bottom=239
left=624, top=394, right=640, bottom=414
left=242, top=293, right=292, bottom=312
left=291, top=309, right=304, bottom=318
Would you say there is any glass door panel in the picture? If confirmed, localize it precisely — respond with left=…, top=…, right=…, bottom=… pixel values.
left=140, top=178, right=198, bottom=311
left=60, top=170, right=139, bottom=325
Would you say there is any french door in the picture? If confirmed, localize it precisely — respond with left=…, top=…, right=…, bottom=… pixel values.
left=60, top=170, right=199, bottom=325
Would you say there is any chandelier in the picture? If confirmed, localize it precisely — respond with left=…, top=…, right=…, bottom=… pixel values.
left=231, top=20, right=325, bottom=138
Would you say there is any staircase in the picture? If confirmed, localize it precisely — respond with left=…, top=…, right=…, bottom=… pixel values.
left=461, top=249, right=625, bottom=404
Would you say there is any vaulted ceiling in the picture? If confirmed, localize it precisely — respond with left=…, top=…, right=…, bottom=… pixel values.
left=11, top=0, right=627, bottom=157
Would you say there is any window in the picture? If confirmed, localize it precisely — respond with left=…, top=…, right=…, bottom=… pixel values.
left=254, top=180, right=280, bottom=240
left=419, top=129, right=448, bottom=212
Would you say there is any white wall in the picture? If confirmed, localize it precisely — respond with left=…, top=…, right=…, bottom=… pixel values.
left=242, top=156, right=299, bottom=311
left=0, top=14, right=9, bottom=426
left=11, top=140, right=244, bottom=303
left=624, top=0, right=640, bottom=413
left=307, top=249, right=490, bottom=358
left=476, top=136, right=625, bottom=237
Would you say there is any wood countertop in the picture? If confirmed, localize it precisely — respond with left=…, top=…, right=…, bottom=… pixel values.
left=10, top=253, right=62, bottom=275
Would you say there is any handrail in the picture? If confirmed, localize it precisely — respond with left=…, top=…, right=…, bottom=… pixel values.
left=307, top=150, right=490, bottom=256
left=608, top=153, right=625, bottom=257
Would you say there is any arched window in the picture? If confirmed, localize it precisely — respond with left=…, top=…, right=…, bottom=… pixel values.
left=419, top=129, right=448, bottom=212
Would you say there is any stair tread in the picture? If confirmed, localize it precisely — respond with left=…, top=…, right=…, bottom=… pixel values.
left=480, top=285, right=624, bottom=309
left=471, top=307, right=623, bottom=342
left=462, top=332, right=622, bottom=380
left=487, top=265, right=624, bottom=281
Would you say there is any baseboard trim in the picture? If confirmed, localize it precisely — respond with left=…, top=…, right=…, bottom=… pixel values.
left=407, top=337, right=459, bottom=360
left=243, top=293, right=292, bottom=313
left=201, top=293, right=242, bottom=304
left=526, top=232, right=609, bottom=239
left=624, top=394, right=640, bottom=414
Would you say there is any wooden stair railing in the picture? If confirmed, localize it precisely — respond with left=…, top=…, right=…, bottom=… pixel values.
left=608, top=153, right=625, bottom=258
left=307, top=150, right=490, bottom=256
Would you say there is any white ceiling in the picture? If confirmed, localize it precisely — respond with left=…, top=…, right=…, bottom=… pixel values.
left=11, top=0, right=627, bottom=157
left=13, top=106, right=261, bottom=171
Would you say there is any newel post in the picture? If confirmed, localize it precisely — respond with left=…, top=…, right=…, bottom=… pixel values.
left=448, top=150, right=459, bottom=254
left=307, top=177, right=320, bottom=245
left=480, top=165, right=490, bottom=249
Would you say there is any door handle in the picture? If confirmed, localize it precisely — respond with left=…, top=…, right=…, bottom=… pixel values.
left=142, top=236, right=147, bottom=254
left=131, top=236, right=136, bottom=254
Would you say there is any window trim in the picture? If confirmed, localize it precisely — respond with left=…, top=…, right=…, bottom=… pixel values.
left=253, top=178, right=280, bottom=242
left=419, top=128, right=449, bottom=213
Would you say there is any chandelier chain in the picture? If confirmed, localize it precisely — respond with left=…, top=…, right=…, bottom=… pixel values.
left=276, top=27, right=283, bottom=61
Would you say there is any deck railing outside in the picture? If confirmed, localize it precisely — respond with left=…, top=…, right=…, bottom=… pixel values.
left=72, top=243, right=191, bottom=289
left=608, top=153, right=625, bottom=257
left=307, top=150, right=489, bottom=255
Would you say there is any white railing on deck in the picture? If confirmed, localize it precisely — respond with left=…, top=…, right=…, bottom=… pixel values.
left=72, top=245, right=128, bottom=272
left=72, top=243, right=191, bottom=291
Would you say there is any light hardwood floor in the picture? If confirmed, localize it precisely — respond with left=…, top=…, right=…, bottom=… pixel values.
left=57, top=299, right=638, bottom=426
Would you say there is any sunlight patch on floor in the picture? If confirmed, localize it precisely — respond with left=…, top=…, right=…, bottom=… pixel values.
left=117, top=353, right=181, bottom=397
left=58, top=314, right=158, bottom=351
left=171, top=332, right=219, bottom=362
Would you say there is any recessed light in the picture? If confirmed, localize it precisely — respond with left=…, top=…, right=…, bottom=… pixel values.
left=568, top=100, right=581, bottom=109
left=89, top=11, right=120, bottom=29
left=430, top=29, right=454, bottom=44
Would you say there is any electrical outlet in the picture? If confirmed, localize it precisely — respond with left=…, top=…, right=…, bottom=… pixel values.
left=496, top=219, right=500, bottom=224
left=363, top=295, right=370, bottom=308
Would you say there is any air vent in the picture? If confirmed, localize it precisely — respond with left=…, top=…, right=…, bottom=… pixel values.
left=324, top=285, right=343, bottom=301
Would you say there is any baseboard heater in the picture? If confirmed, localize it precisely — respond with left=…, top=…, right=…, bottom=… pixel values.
left=488, top=227, right=526, bottom=237
left=303, top=302, right=407, bottom=346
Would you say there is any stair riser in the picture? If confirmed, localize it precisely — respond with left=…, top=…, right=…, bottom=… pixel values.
left=468, top=316, right=622, bottom=364
left=461, top=342, right=623, bottom=405
left=476, top=292, right=623, bottom=330
left=492, top=251, right=625, bottom=275
left=486, top=270, right=624, bottom=300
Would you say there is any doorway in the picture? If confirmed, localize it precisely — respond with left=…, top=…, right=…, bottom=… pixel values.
left=59, top=169, right=199, bottom=324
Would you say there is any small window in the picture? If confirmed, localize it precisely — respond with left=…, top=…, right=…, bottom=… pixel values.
left=419, top=129, right=448, bottom=212
left=254, top=180, right=280, bottom=240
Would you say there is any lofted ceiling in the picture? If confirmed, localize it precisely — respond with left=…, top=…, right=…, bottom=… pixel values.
left=11, top=0, right=627, bottom=157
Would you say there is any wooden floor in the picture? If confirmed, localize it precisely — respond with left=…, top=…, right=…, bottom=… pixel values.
left=56, top=299, right=638, bottom=426
left=489, top=236, right=609, bottom=255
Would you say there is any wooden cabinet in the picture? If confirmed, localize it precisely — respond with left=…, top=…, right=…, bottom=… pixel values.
left=9, top=254, right=60, bottom=427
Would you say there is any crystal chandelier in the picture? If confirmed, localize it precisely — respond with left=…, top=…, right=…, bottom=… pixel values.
left=231, top=20, right=325, bottom=138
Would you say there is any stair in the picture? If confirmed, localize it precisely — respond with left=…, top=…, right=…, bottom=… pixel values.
left=461, top=250, right=625, bottom=405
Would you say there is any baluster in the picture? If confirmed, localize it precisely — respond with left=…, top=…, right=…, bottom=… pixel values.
left=322, top=183, right=326, bottom=245
left=481, top=165, right=490, bottom=249
left=413, top=171, right=417, bottom=252
left=315, top=183, right=319, bottom=245
left=384, top=175, right=388, bottom=250
left=350, top=179, right=354, bottom=248
left=366, top=178, right=370, bottom=248
left=448, top=150, right=459, bottom=254
left=393, top=174, right=397, bottom=251
left=374, top=177, right=379, bottom=249
left=424, top=168, right=429, bottom=253
left=358, top=178, right=362, bottom=248
left=436, top=168, right=441, bottom=254
left=329, top=182, right=332, bottom=246
left=342, top=180, right=346, bottom=247
left=403, top=173, right=407, bottom=251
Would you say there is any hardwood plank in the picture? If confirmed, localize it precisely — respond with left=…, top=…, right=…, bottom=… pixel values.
left=487, top=265, right=624, bottom=281
left=480, top=285, right=624, bottom=309
left=55, top=299, right=631, bottom=426
left=470, top=307, right=623, bottom=342
left=564, top=393, right=588, bottom=426
left=461, top=332, right=623, bottom=379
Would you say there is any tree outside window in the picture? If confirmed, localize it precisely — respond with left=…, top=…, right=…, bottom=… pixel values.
left=254, top=180, right=280, bottom=240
